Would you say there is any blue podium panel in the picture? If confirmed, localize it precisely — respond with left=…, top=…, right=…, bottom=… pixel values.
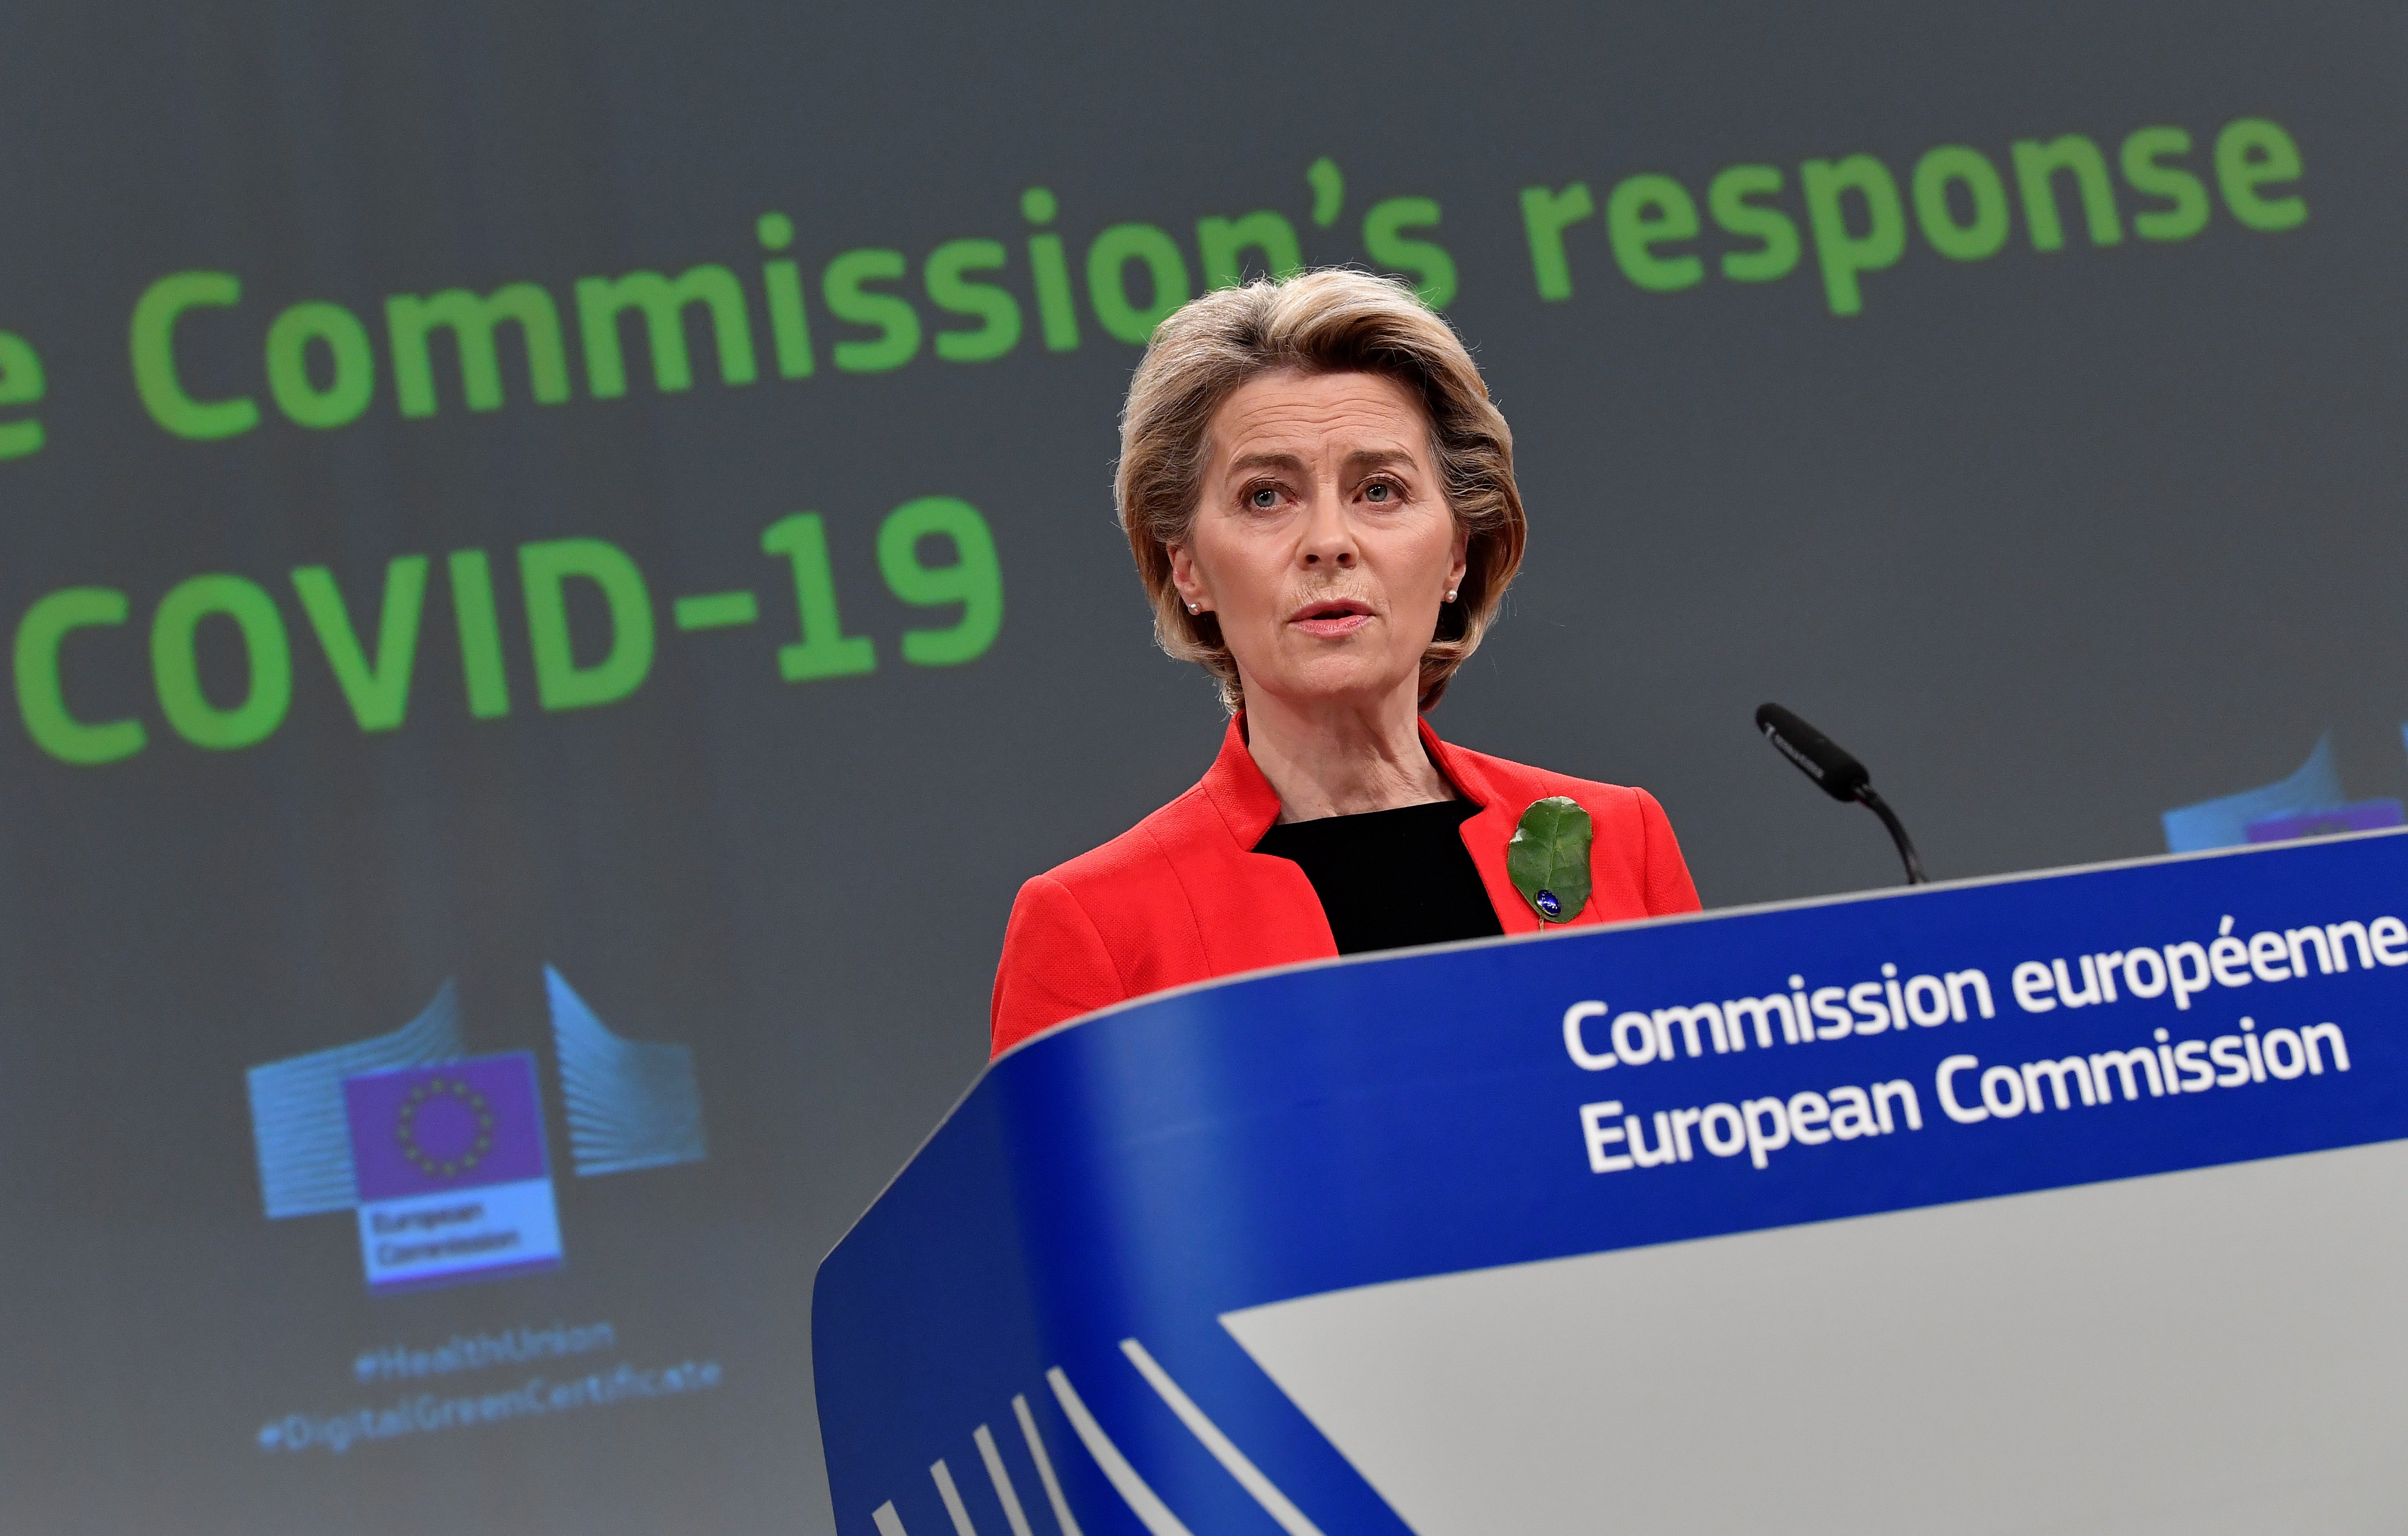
left=815, top=834, right=2408, bottom=1536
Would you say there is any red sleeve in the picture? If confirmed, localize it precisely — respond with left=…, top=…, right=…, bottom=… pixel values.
left=989, top=874, right=1130, bottom=1058
left=1635, top=788, right=1703, bottom=916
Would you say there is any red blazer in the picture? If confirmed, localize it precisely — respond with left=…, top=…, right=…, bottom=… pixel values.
left=990, top=716, right=1700, bottom=1056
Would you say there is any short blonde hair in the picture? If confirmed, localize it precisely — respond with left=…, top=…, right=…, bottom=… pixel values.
left=1116, top=268, right=1527, bottom=713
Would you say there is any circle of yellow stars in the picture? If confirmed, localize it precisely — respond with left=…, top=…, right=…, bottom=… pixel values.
left=395, top=1076, right=496, bottom=1179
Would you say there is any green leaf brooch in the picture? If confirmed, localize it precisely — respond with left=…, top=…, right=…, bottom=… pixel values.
left=1508, top=795, right=1593, bottom=925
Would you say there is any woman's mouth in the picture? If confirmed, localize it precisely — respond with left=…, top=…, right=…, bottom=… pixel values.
left=1290, top=599, right=1374, bottom=638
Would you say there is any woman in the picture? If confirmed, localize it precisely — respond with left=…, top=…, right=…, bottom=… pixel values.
left=990, top=269, right=1699, bottom=1056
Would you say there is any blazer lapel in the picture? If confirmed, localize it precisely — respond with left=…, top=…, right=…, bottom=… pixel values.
left=1422, top=720, right=1548, bottom=936
left=1188, top=717, right=1340, bottom=970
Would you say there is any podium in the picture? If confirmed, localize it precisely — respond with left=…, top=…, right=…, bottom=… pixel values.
left=815, top=833, right=2408, bottom=1536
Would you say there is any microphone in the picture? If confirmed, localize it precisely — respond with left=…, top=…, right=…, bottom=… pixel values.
left=1755, top=703, right=1926, bottom=885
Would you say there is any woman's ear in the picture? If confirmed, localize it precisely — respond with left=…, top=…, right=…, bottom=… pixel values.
left=1168, top=544, right=1210, bottom=613
left=1447, top=526, right=1469, bottom=599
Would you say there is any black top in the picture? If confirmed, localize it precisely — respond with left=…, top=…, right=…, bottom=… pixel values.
left=1254, top=798, right=1506, bottom=956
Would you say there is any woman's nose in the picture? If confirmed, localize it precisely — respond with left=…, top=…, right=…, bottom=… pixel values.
left=1298, top=494, right=1358, bottom=567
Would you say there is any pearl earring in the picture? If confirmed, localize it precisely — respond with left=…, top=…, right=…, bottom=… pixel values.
left=1188, top=602, right=1201, bottom=614
left=1445, top=589, right=1458, bottom=602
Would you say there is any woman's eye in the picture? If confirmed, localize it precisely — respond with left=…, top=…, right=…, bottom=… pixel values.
left=1364, top=482, right=1394, bottom=503
left=1248, top=487, right=1280, bottom=510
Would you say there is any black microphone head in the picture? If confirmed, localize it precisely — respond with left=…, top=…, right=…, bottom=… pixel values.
left=1756, top=703, right=1870, bottom=802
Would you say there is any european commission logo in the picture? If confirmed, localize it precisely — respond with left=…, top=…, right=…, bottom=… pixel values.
left=245, top=968, right=705, bottom=1294
left=344, top=1054, right=560, bottom=1291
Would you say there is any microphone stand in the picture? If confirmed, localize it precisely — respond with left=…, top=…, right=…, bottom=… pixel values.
left=1854, top=786, right=1926, bottom=886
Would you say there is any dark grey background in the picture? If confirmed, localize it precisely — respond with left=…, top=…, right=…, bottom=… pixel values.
left=0, top=3, right=2399, bottom=1532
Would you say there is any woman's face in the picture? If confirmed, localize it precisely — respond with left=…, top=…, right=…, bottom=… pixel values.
left=1170, top=369, right=1468, bottom=714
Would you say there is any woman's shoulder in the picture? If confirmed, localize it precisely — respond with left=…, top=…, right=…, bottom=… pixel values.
left=1023, top=781, right=1226, bottom=902
left=991, top=782, right=1246, bottom=1056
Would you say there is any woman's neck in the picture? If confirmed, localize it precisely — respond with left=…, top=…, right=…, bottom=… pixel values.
left=1243, top=677, right=1453, bottom=822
